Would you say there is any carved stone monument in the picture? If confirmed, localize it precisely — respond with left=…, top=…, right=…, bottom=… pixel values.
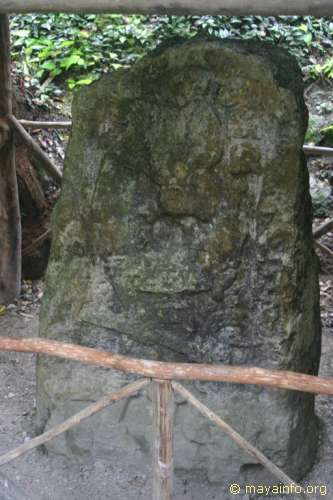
left=37, top=38, right=321, bottom=482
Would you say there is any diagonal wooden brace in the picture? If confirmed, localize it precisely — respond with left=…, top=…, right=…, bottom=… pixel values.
left=172, top=382, right=311, bottom=500
left=0, top=379, right=149, bottom=467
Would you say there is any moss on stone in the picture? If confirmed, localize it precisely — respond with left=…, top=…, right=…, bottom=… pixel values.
left=38, top=36, right=320, bottom=483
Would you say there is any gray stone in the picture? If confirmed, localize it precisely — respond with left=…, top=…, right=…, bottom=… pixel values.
left=37, top=38, right=321, bottom=483
left=0, top=474, right=31, bottom=500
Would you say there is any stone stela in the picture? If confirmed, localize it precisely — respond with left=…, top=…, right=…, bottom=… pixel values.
left=37, top=38, right=321, bottom=483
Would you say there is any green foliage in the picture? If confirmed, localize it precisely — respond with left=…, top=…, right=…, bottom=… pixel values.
left=320, top=125, right=333, bottom=147
left=305, top=119, right=333, bottom=147
left=10, top=14, right=333, bottom=97
left=308, top=58, right=333, bottom=81
left=305, top=116, right=323, bottom=145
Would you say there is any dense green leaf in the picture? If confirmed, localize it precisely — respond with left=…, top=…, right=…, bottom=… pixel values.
left=10, top=14, right=333, bottom=95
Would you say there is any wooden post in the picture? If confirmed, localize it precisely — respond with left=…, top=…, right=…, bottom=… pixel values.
left=152, top=380, right=174, bottom=500
left=314, top=219, right=333, bottom=239
left=0, top=14, right=21, bottom=304
left=9, top=115, right=62, bottom=185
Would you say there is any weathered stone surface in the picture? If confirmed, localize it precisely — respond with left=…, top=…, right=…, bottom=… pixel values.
left=37, top=38, right=321, bottom=483
left=0, top=474, right=30, bottom=500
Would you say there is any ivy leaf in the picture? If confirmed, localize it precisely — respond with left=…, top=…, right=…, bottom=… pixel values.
left=61, top=54, right=85, bottom=70
left=41, top=61, right=57, bottom=71
left=303, top=33, right=313, bottom=45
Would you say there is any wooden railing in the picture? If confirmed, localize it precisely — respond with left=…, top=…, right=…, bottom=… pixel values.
left=0, top=337, right=333, bottom=500
left=1, top=9, right=333, bottom=304
left=1, top=0, right=333, bottom=16
left=0, top=8, right=332, bottom=497
left=3, top=117, right=333, bottom=188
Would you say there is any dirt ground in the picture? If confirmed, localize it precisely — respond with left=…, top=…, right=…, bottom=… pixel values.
left=1, top=240, right=333, bottom=500
left=1, top=83, right=333, bottom=499
left=0, top=294, right=333, bottom=500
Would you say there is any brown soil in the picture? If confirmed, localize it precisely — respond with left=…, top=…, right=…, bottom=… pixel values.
left=13, top=73, right=67, bottom=280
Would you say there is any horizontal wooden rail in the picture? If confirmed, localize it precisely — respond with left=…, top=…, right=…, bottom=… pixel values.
left=14, top=120, right=333, bottom=156
left=303, top=145, right=333, bottom=157
left=0, top=337, right=332, bottom=395
left=0, top=0, right=332, bottom=15
left=14, top=119, right=333, bottom=159
left=19, top=119, right=72, bottom=130
left=14, top=118, right=333, bottom=159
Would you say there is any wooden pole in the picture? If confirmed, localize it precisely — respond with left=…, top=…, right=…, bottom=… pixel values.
left=316, top=241, right=333, bottom=258
left=8, top=115, right=62, bottom=185
left=0, top=337, right=333, bottom=395
left=22, top=228, right=51, bottom=257
left=19, top=119, right=72, bottom=130
left=314, top=219, right=333, bottom=239
left=11, top=121, right=333, bottom=159
left=13, top=120, right=333, bottom=156
left=13, top=120, right=333, bottom=159
left=152, top=380, right=174, bottom=500
left=0, top=0, right=332, bottom=15
left=0, top=379, right=149, bottom=467
left=172, top=382, right=310, bottom=500
left=0, top=15, right=21, bottom=305
left=303, top=145, right=333, bottom=157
